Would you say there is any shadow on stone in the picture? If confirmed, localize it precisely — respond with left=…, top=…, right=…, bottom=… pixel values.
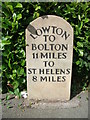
left=41, top=15, right=48, bottom=19
left=27, top=15, right=48, bottom=35
left=27, top=25, right=36, bottom=35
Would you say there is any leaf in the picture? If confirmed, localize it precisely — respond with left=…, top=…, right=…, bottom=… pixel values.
left=87, top=55, right=90, bottom=60
left=16, top=21, right=18, bottom=29
left=77, top=96, right=81, bottom=99
left=7, top=5, right=14, bottom=13
left=2, top=40, right=11, bottom=45
left=2, top=4, right=12, bottom=17
left=20, top=68, right=24, bottom=75
left=3, top=51, right=8, bottom=57
left=15, top=3, right=23, bottom=8
left=20, top=49, right=25, bottom=57
left=21, top=60, right=25, bottom=66
left=12, top=70, right=17, bottom=74
left=2, top=18, right=12, bottom=26
left=78, top=49, right=83, bottom=57
left=8, top=59, right=11, bottom=69
left=84, top=18, right=89, bottom=23
left=18, top=32, right=24, bottom=35
left=7, top=105, right=11, bottom=109
left=9, top=90, right=14, bottom=95
left=12, top=22, right=16, bottom=29
left=13, top=13, right=16, bottom=22
left=13, top=81, right=19, bottom=89
left=84, top=61, right=88, bottom=68
left=33, top=12, right=39, bottom=19
left=14, top=88, right=19, bottom=96
left=6, top=94, right=10, bottom=100
left=76, top=60, right=80, bottom=65
left=2, top=24, right=8, bottom=29
left=35, top=6, right=41, bottom=11
left=80, top=21, right=83, bottom=30
left=77, top=42, right=83, bottom=47
left=17, top=14, right=22, bottom=20
left=78, top=15, right=81, bottom=21
left=9, top=75, right=13, bottom=79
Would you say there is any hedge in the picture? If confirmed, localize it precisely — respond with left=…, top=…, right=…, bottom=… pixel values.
left=2, top=2, right=90, bottom=96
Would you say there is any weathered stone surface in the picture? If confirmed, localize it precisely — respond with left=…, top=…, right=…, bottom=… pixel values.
left=26, top=15, right=73, bottom=101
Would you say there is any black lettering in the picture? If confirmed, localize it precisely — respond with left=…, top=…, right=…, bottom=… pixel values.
left=60, top=69, right=65, bottom=74
left=51, top=69, right=55, bottom=74
left=52, top=53, right=57, bottom=59
left=32, top=68, right=37, bottom=74
left=61, top=31, right=70, bottom=40
left=32, top=53, right=38, bottom=59
left=45, top=44, right=49, bottom=51
left=40, top=76, right=47, bottom=82
left=39, top=69, right=44, bottom=74
left=57, top=76, right=61, bottom=82
left=48, top=76, right=51, bottom=82
left=28, top=68, right=32, bottom=74
left=42, top=26, right=50, bottom=33
left=49, top=44, right=54, bottom=50
left=41, top=53, right=48, bottom=58
left=49, top=52, right=51, bottom=59
left=28, top=68, right=37, bottom=74
left=32, top=76, right=37, bottom=82
left=62, top=53, right=67, bottom=59
left=38, top=44, right=44, bottom=51
left=43, top=61, right=48, bottom=67
left=30, top=34, right=37, bottom=39
left=56, top=69, right=60, bottom=74
left=62, top=44, right=68, bottom=51
left=43, top=35, right=49, bottom=42
left=62, top=76, right=66, bottom=82
left=36, top=29, right=42, bottom=36
left=54, top=44, right=61, bottom=51
left=51, top=26, right=57, bottom=34
left=66, top=68, right=70, bottom=75
left=58, top=53, right=62, bottom=59
left=49, top=35, right=55, bottom=42
left=46, top=69, right=50, bottom=74
left=48, top=61, right=54, bottom=67
left=56, top=28, right=63, bottom=35
left=32, top=44, right=37, bottom=50
left=52, top=76, right=56, bottom=82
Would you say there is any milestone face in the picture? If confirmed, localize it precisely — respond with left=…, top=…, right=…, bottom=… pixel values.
left=26, top=15, right=73, bottom=101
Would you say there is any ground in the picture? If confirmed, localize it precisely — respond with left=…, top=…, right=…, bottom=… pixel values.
left=0, top=90, right=89, bottom=119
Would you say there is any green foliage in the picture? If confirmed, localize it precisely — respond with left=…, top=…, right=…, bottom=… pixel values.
left=2, top=2, right=90, bottom=95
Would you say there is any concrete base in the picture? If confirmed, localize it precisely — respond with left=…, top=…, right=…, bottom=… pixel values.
left=1, top=91, right=88, bottom=118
